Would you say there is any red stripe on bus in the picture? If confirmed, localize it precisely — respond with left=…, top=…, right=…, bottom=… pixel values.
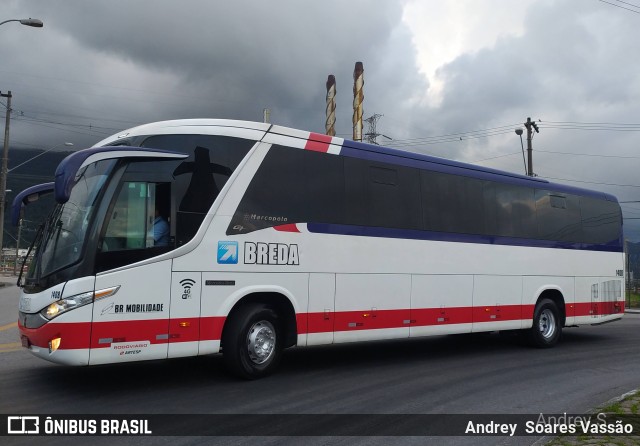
left=333, top=309, right=409, bottom=332
left=200, top=316, right=226, bottom=342
left=19, top=320, right=91, bottom=350
left=573, top=301, right=624, bottom=317
left=20, top=317, right=227, bottom=350
left=90, top=319, right=170, bottom=348
left=19, top=302, right=625, bottom=350
left=304, top=133, right=332, bottom=152
left=472, top=304, right=530, bottom=324
left=411, top=307, right=472, bottom=327
left=304, top=312, right=332, bottom=334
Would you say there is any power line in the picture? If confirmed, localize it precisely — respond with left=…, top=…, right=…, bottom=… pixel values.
left=14, top=115, right=120, bottom=132
left=536, top=149, right=640, bottom=159
left=381, top=118, right=640, bottom=151
left=597, top=0, right=640, bottom=14
left=390, top=129, right=515, bottom=147
left=470, top=151, right=521, bottom=163
left=543, top=175, right=640, bottom=189
left=613, top=0, right=640, bottom=9
left=9, top=105, right=144, bottom=127
left=8, top=115, right=112, bottom=137
left=541, top=124, right=640, bottom=132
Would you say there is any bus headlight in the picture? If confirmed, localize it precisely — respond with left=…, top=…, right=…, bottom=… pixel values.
left=40, top=286, right=120, bottom=320
left=41, top=291, right=95, bottom=320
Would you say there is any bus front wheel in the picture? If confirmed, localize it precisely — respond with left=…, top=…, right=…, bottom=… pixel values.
left=528, top=298, right=562, bottom=348
left=222, top=303, right=283, bottom=379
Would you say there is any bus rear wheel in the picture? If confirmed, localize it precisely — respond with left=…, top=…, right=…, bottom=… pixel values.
left=222, top=303, right=283, bottom=379
left=528, top=298, right=562, bottom=348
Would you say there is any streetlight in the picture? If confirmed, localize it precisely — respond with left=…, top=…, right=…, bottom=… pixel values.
left=0, top=17, right=44, bottom=256
left=515, top=128, right=527, bottom=176
left=0, top=18, right=44, bottom=28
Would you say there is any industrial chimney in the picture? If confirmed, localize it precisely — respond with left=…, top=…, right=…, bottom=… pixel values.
left=326, top=75, right=336, bottom=136
left=352, top=62, right=364, bottom=142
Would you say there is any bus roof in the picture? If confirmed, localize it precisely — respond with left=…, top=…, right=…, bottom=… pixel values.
left=92, top=119, right=271, bottom=147
left=95, top=119, right=618, bottom=203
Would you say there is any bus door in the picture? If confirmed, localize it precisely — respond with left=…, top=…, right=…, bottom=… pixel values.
left=89, top=180, right=173, bottom=364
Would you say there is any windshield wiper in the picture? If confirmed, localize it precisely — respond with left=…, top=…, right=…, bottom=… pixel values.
left=30, top=206, right=60, bottom=287
left=18, top=223, right=44, bottom=288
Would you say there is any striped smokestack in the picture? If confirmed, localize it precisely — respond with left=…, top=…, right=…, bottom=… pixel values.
left=352, top=62, right=364, bottom=141
left=326, top=75, right=336, bottom=136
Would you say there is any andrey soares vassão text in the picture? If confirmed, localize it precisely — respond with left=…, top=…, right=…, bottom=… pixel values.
left=465, top=413, right=634, bottom=436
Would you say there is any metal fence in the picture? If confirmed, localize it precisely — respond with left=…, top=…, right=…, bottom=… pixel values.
left=627, top=279, right=640, bottom=309
left=0, top=252, right=30, bottom=276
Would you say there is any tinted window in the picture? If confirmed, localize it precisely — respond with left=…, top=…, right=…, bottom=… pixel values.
left=228, top=143, right=622, bottom=247
left=345, top=157, right=422, bottom=230
left=141, top=134, right=254, bottom=244
left=535, top=190, right=582, bottom=242
left=228, top=145, right=344, bottom=234
left=421, top=170, right=485, bottom=234
left=580, top=196, right=622, bottom=244
left=490, top=182, right=537, bottom=238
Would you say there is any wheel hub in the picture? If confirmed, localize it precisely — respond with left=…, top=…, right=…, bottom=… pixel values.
left=246, top=320, right=276, bottom=364
left=538, top=308, right=556, bottom=340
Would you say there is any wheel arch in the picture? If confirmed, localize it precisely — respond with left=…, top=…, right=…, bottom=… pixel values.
left=221, top=289, right=298, bottom=349
left=535, top=288, right=566, bottom=328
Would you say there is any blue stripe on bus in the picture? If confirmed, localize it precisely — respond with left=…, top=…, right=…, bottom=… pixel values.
left=306, top=223, right=624, bottom=253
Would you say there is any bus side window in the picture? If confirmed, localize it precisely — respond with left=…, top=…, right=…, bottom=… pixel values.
left=172, top=146, right=231, bottom=244
left=100, top=182, right=171, bottom=252
left=140, top=135, right=255, bottom=246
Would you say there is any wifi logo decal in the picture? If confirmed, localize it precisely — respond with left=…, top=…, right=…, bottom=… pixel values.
left=180, top=279, right=196, bottom=300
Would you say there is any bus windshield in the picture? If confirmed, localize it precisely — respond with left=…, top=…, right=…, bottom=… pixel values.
left=27, top=159, right=116, bottom=282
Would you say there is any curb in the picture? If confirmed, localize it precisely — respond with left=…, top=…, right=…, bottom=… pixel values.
left=540, top=388, right=640, bottom=445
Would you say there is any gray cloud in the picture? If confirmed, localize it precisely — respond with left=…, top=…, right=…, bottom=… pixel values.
left=2, top=0, right=640, bottom=239
left=11, top=0, right=415, bottom=139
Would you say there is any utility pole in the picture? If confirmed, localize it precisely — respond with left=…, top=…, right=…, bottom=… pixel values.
left=0, top=90, right=12, bottom=254
left=524, top=117, right=539, bottom=177
left=13, top=210, right=22, bottom=276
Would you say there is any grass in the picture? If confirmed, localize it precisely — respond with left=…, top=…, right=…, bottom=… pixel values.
left=545, top=390, right=640, bottom=445
left=600, top=401, right=624, bottom=415
left=627, top=292, right=640, bottom=309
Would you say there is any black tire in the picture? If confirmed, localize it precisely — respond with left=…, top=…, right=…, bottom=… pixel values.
left=222, top=303, right=283, bottom=379
left=528, top=298, right=562, bottom=348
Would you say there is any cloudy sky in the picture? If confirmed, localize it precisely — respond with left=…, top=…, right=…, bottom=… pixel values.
left=3, top=0, right=640, bottom=240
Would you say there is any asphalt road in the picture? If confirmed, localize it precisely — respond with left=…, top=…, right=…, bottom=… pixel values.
left=1, top=279, right=639, bottom=446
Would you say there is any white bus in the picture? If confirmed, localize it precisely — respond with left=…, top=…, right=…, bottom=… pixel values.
left=16, top=119, right=624, bottom=379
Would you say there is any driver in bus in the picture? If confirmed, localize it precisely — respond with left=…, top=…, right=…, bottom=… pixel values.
left=153, top=206, right=170, bottom=246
